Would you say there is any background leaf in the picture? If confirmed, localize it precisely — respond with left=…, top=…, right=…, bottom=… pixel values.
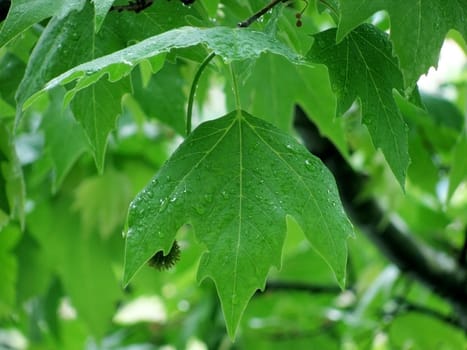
left=124, top=109, right=353, bottom=337
left=236, top=55, right=347, bottom=154
left=336, top=0, right=467, bottom=87
left=132, top=61, right=187, bottom=135
left=70, top=77, right=130, bottom=171
left=0, top=224, right=21, bottom=316
left=308, top=24, right=409, bottom=187
left=0, top=124, right=25, bottom=228
left=0, top=0, right=85, bottom=47
left=42, top=89, right=89, bottom=192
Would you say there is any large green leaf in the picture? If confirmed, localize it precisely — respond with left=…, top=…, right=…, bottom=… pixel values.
left=0, top=0, right=85, bottom=47
left=308, top=24, right=409, bottom=187
left=336, top=0, right=467, bottom=87
left=15, top=3, right=96, bottom=119
left=124, top=109, right=353, bottom=337
left=26, top=26, right=306, bottom=107
left=17, top=1, right=202, bottom=170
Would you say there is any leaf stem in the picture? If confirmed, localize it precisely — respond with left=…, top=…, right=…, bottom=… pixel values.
left=186, top=52, right=216, bottom=135
left=318, top=0, right=339, bottom=22
left=229, top=64, right=242, bottom=110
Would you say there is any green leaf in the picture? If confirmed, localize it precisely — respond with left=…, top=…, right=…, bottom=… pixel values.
left=124, top=109, right=353, bottom=338
left=0, top=53, right=26, bottom=106
left=15, top=2, right=96, bottom=120
left=0, top=224, right=21, bottom=316
left=132, top=62, right=187, bottom=134
left=70, top=77, right=130, bottom=171
left=73, top=168, right=133, bottom=239
left=308, top=24, right=409, bottom=187
left=0, top=123, right=25, bottom=228
left=27, top=26, right=306, bottom=107
left=42, top=89, right=89, bottom=192
left=336, top=0, right=467, bottom=87
left=389, top=313, right=466, bottom=349
left=0, top=0, right=85, bottom=47
left=27, top=198, right=122, bottom=337
left=448, top=132, right=467, bottom=200
left=237, top=54, right=347, bottom=154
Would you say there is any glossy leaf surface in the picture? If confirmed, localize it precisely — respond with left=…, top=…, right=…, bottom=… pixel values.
left=124, top=109, right=353, bottom=337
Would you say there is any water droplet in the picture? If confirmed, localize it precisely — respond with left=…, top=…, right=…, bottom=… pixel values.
left=159, top=198, right=168, bottom=212
left=170, top=196, right=177, bottom=203
left=122, top=228, right=130, bottom=238
left=305, top=159, right=311, bottom=166
left=194, top=205, right=206, bottom=215
left=317, top=39, right=325, bottom=48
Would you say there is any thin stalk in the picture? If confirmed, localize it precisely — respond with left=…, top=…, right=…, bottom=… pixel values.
left=229, top=64, right=242, bottom=110
left=186, top=52, right=216, bottom=135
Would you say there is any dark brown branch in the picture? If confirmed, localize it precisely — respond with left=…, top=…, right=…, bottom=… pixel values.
left=260, top=281, right=342, bottom=295
left=0, top=0, right=10, bottom=21
left=110, top=0, right=153, bottom=13
left=293, top=107, right=467, bottom=330
left=237, top=0, right=286, bottom=27
left=388, top=297, right=463, bottom=329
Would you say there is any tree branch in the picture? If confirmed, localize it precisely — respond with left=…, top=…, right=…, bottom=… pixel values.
left=293, top=107, right=467, bottom=330
left=237, top=0, right=286, bottom=27
left=386, top=296, right=463, bottom=329
left=259, top=281, right=342, bottom=295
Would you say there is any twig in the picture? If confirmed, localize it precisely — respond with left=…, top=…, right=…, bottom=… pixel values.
left=389, top=297, right=463, bottom=329
left=110, top=0, right=153, bottom=13
left=237, top=0, right=286, bottom=27
left=258, top=280, right=342, bottom=295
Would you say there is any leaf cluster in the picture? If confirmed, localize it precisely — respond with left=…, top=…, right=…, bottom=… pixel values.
left=0, top=0, right=466, bottom=348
